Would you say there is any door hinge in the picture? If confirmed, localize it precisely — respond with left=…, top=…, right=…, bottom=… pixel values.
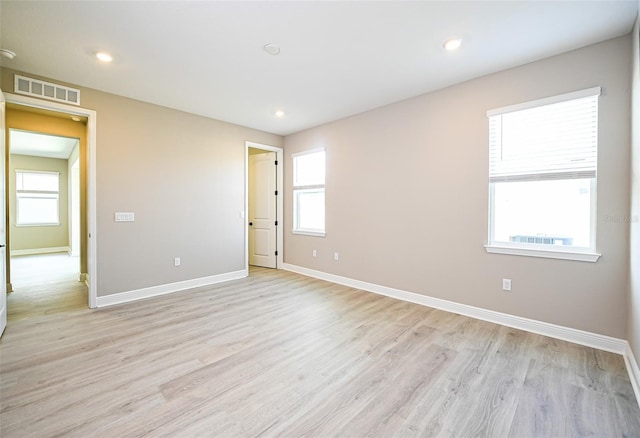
left=275, top=250, right=278, bottom=256
left=275, top=160, right=278, bottom=165
left=275, top=220, right=278, bottom=226
left=275, top=190, right=278, bottom=196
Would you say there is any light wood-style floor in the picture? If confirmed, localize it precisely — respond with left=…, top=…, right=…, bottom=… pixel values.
left=1, top=264, right=639, bottom=437
left=8, top=254, right=85, bottom=322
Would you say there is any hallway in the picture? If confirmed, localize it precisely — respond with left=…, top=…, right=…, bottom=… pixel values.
left=8, top=253, right=87, bottom=321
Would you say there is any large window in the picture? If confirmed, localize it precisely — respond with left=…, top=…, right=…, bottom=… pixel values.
left=292, top=149, right=325, bottom=236
left=16, top=170, right=60, bottom=226
left=486, top=87, right=600, bottom=262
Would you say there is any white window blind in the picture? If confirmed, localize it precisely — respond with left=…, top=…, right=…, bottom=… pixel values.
left=488, top=87, right=600, bottom=183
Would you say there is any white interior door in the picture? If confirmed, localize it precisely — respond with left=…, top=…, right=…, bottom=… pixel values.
left=0, top=90, right=7, bottom=336
left=249, top=152, right=277, bottom=268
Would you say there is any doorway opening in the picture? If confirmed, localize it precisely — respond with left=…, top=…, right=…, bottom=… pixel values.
left=8, top=129, right=82, bottom=300
left=4, top=93, right=97, bottom=309
left=246, top=141, right=283, bottom=270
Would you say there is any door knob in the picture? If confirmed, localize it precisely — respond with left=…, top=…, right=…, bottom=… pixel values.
left=249, top=222, right=253, bottom=226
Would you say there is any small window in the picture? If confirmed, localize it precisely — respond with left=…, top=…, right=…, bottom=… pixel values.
left=292, top=149, right=325, bottom=236
left=486, top=87, right=600, bottom=262
left=16, top=170, right=60, bottom=226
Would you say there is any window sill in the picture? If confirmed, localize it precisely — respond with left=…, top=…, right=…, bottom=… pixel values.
left=16, top=223, right=61, bottom=228
left=292, top=230, right=326, bottom=237
left=484, top=245, right=600, bottom=262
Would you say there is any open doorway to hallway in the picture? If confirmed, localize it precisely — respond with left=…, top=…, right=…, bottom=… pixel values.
left=6, top=106, right=88, bottom=313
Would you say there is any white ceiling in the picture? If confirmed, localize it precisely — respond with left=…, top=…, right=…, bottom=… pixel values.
left=0, top=1, right=637, bottom=136
left=10, top=129, right=78, bottom=160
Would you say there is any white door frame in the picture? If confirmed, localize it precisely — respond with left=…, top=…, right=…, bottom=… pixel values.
left=5, top=93, right=97, bottom=308
left=245, top=141, right=283, bottom=270
left=1, top=89, right=7, bottom=336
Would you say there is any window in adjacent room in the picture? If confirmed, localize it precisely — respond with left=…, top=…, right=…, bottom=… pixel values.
left=16, top=170, right=60, bottom=226
left=292, top=149, right=325, bottom=236
left=486, top=87, right=601, bottom=262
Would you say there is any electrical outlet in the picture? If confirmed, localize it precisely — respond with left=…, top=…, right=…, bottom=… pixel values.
left=174, top=257, right=181, bottom=267
left=312, top=250, right=317, bottom=257
left=502, top=278, right=512, bottom=291
left=334, top=252, right=339, bottom=261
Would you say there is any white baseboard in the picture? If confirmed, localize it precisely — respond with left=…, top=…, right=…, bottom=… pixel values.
left=95, top=269, right=248, bottom=307
left=0, top=304, right=6, bottom=336
left=625, top=343, right=640, bottom=406
left=282, top=263, right=627, bottom=355
left=11, top=246, right=70, bottom=256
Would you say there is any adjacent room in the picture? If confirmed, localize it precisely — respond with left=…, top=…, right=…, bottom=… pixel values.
left=1, top=1, right=640, bottom=436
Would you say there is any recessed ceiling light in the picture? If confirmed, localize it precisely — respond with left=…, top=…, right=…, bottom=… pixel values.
left=263, top=43, right=281, bottom=56
left=96, top=51, right=113, bottom=62
left=275, top=110, right=285, bottom=118
left=443, top=38, right=462, bottom=51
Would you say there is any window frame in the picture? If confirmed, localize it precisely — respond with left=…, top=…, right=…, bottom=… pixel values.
left=292, top=148, right=326, bottom=237
left=16, top=169, right=61, bottom=227
left=485, top=87, right=601, bottom=262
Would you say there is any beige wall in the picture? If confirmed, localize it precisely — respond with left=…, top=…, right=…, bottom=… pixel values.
left=629, top=14, right=640, bottom=364
left=9, top=154, right=69, bottom=251
left=1, top=67, right=283, bottom=297
left=284, top=35, right=632, bottom=339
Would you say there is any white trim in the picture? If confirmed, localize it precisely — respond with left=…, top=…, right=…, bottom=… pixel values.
left=10, top=246, right=70, bottom=256
left=282, top=263, right=626, bottom=354
left=5, top=92, right=98, bottom=308
left=484, top=245, right=601, bottom=262
left=96, top=269, right=247, bottom=307
left=625, top=343, right=640, bottom=409
left=0, top=303, right=5, bottom=336
left=487, top=86, right=601, bottom=117
left=245, top=141, right=284, bottom=270
left=292, top=230, right=326, bottom=237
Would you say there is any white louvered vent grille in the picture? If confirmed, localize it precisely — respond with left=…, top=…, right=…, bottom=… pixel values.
left=14, top=75, right=80, bottom=105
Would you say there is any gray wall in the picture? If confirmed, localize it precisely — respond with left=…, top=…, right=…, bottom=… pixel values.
left=629, top=13, right=640, bottom=365
left=284, top=35, right=632, bottom=339
left=88, top=93, right=282, bottom=296
left=9, top=154, right=69, bottom=252
left=1, top=68, right=283, bottom=297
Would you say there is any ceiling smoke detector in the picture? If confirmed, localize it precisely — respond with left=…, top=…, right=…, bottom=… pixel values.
left=263, top=43, right=281, bottom=56
left=0, top=49, right=16, bottom=60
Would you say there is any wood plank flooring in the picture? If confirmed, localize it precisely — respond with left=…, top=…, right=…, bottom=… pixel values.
left=1, top=265, right=639, bottom=437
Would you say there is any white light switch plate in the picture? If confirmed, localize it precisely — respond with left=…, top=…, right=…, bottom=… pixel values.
left=115, top=212, right=135, bottom=222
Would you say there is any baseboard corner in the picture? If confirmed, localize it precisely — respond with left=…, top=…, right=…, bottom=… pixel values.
left=624, top=343, right=640, bottom=408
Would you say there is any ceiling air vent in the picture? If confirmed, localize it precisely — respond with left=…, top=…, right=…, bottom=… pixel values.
left=14, top=74, right=80, bottom=105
